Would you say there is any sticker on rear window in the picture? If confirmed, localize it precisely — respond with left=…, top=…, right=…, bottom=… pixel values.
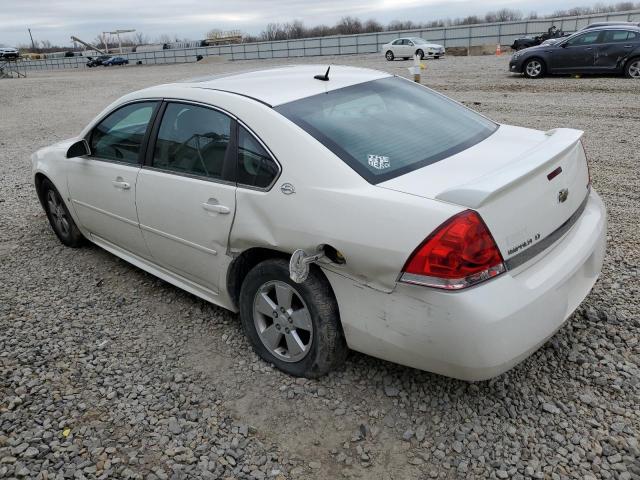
left=368, top=154, right=390, bottom=170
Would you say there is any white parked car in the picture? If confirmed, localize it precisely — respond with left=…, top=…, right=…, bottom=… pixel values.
left=382, top=37, right=445, bottom=61
left=0, top=47, right=19, bottom=59
left=32, top=65, right=606, bottom=380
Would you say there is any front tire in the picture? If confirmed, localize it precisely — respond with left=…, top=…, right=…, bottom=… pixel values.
left=385, top=50, right=394, bottom=61
left=523, top=58, right=545, bottom=78
left=41, top=178, right=85, bottom=248
left=239, top=259, right=347, bottom=378
left=625, top=57, right=640, bottom=79
left=416, top=49, right=425, bottom=60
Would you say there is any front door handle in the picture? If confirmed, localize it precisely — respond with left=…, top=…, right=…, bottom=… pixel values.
left=202, top=199, right=230, bottom=214
left=112, top=177, right=131, bottom=190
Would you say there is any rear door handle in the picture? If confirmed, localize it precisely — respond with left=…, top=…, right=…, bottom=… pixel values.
left=202, top=199, right=230, bottom=214
left=112, top=177, right=131, bottom=190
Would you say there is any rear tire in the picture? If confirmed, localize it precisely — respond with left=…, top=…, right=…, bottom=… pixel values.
left=385, top=50, right=394, bottom=61
left=523, top=58, right=545, bottom=78
left=41, top=178, right=85, bottom=248
left=625, top=57, right=640, bottom=79
left=239, top=259, right=347, bottom=378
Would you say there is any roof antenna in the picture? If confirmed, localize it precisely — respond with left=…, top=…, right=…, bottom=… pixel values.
left=314, top=66, right=330, bottom=81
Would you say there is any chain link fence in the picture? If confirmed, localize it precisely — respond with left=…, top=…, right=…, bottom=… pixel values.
left=17, top=9, right=640, bottom=72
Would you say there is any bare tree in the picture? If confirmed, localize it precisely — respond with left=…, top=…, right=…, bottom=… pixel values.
left=363, top=19, right=383, bottom=33
left=336, top=16, right=363, bottom=35
left=134, top=32, right=149, bottom=45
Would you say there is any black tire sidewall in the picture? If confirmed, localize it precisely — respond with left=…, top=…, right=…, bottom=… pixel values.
left=385, top=50, right=394, bottom=61
left=417, top=49, right=424, bottom=59
left=41, top=179, right=84, bottom=247
left=239, top=259, right=346, bottom=378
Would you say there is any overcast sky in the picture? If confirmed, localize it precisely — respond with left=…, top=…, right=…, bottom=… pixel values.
left=2, top=0, right=597, bottom=46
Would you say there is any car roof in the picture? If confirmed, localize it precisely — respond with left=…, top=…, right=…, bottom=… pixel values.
left=580, top=25, right=640, bottom=32
left=174, top=64, right=391, bottom=107
left=581, top=22, right=640, bottom=30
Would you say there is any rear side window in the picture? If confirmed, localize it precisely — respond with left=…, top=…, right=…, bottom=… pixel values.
left=276, top=77, right=497, bottom=184
left=237, top=126, right=279, bottom=189
left=90, top=101, right=156, bottom=164
left=602, top=30, right=634, bottom=42
left=152, top=103, right=232, bottom=180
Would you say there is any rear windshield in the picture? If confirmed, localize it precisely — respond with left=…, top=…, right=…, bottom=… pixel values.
left=276, top=76, right=497, bottom=183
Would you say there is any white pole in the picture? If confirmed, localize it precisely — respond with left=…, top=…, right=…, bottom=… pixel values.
left=117, top=32, right=123, bottom=54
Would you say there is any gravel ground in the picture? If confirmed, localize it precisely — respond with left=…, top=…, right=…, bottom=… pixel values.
left=1, top=54, right=639, bottom=480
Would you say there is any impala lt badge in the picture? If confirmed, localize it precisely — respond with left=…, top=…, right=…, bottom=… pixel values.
left=558, top=188, right=569, bottom=203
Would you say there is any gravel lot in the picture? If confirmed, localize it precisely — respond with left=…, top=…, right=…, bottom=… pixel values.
left=1, top=54, right=639, bottom=480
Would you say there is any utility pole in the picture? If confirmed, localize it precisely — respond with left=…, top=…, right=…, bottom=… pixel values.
left=28, top=28, right=36, bottom=51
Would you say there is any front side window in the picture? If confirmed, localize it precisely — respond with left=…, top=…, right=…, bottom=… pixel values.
left=90, top=101, right=156, bottom=163
left=237, top=126, right=279, bottom=189
left=276, top=76, right=497, bottom=184
left=152, top=103, right=232, bottom=180
left=566, top=31, right=601, bottom=46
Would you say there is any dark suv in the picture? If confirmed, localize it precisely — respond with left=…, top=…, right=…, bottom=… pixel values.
left=86, top=55, right=111, bottom=68
left=509, top=26, right=640, bottom=79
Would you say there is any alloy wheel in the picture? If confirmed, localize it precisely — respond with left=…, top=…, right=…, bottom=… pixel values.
left=526, top=60, right=542, bottom=78
left=385, top=51, right=394, bottom=61
left=629, top=60, right=640, bottom=78
left=253, top=280, right=313, bottom=363
left=47, top=189, right=70, bottom=237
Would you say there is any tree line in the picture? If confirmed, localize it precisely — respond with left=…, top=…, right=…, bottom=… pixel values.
left=244, top=2, right=640, bottom=42
left=11, top=1, right=640, bottom=51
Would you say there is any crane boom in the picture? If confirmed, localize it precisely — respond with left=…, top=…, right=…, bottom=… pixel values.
left=70, top=36, right=106, bottom=55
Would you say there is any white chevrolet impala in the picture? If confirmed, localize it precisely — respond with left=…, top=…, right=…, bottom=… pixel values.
left=32, top=65, right=606, bottom=380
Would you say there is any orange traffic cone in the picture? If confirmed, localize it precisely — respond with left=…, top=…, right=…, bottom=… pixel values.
left=496, top=44, right=502, bottom=56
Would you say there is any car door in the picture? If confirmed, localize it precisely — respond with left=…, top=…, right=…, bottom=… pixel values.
left=391, top=39, right=404, bottom=57
left=595, top=30, right=638, bottom=70
left=551, top=31, right=602, bottom=72
left=135, top=101, right=237, bottom=293
left=67, top=100, right=158, bottom=258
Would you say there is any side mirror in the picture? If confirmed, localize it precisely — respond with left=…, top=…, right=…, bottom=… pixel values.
left=66, top=139, right=90, bottom=158
left=561, top=42, right=568, bottom=48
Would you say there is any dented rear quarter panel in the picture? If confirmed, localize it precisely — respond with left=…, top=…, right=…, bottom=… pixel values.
left=218, top=92, right=464, bottom=292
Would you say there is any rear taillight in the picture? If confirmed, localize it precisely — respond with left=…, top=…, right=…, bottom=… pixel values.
left=400, top=210, right=505, bottom=290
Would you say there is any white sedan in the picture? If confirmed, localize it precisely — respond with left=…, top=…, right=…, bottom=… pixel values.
left=32, top=65, right=606, bottom=380
left=382, top=37, right=445, bottom=60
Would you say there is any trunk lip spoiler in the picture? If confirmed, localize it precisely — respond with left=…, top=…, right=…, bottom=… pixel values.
left=504, top=187, right=590, bottom=271
left=435, top=128, right=584, bottom=209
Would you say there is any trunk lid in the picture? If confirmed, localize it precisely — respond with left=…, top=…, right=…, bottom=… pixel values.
left=378, top=125, right=590, bottom=269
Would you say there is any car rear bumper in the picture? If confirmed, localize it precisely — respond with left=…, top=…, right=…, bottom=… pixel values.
left=324, top=189, right=606, bottom=381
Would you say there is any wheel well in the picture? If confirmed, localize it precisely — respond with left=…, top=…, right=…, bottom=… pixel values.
left=226, top=245, right=343, bottom=310
left=625, top=55, right=640, bottom=68
left=226, top=248, right=290, bottom=308
left=526, top=57, right=546, bottom=68
left=34, top=172, right=49, bottom=210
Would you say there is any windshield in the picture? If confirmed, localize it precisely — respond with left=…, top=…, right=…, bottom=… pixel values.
left=276, top=76, right=498, bottom=183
